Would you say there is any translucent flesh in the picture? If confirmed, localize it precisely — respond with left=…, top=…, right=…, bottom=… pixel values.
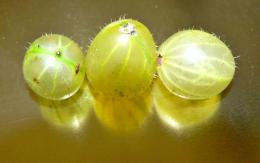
left=23, top=34, right=85, bottom=100
left=86, top=19, right=157, bottom=97
left=158, top=30, right=235, bottom=99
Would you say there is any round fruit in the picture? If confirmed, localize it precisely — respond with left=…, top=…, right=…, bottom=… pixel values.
left=158, top=30, right=236, bottom=99
left=23, top=34, right=85, bottom=100
left=86, top=19, right=157, bottom=97
left=153, top=79, right=220, bottom=130
left=35, top=81, right=93, bottom=129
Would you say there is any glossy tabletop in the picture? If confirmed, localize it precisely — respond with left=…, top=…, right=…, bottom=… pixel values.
left=0, top=0, right=259, bottom=162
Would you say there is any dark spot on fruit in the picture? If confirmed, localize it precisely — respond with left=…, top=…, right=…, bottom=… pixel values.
left=37, top=44, right=40, bottom=48
left=120, top=23, right=136, bottom=35
left=75, top=64, right=80, bottom=74
left=33, top=78, right=40, bottom=84
left=56, top=51, right=62, bottom=57
left=130, top=31, right=136, bottom=35
left=130, top=30, right=136, bottom=35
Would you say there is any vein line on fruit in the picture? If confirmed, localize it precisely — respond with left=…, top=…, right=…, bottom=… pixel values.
left=164, top=60, right=230, bottom=80
left=119, top=40, right=132, bottom=77
left=166, top=42, right=227, bottom=55
left=166, top=69, right=212, bottom=86
left=166, top=52, right=234, bottom=69
left=27, top=49, right=76, bottom=70
left=37, top=63, right=50, bottom=80
left=63, top=41, right=73, bottom=50
left=51, top=65, right=59, bottom=95
left=59, top=56, right=76, bottom=69
left=134, top=36, right=151, bottom=63
left=101, top=42, right=120, bottom=68
left=191, top=64, right=213, bottom=85
left=133, top=36, right=151, bottom=79
left=160, top=66, right=197, bottom=96
left=28, top=46, right=51, bottom=55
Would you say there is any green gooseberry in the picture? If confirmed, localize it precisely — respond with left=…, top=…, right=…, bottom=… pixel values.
left=158, top=30, right=236, bottom=99
left=23, top=34, right=85, bottom=100
left=86, top=19, right=157, bottom=97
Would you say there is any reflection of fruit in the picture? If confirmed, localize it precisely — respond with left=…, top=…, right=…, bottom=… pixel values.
left=158, top=30, right=235, bottom=99
left=23, top=34, right=85, bottom=100
left=35, top=81, right=93, bottom=129
left=153, top=79, right=221, bottom=130
left=93, top=92, right=153, bottom=133
left=86, top=19, right=157, bottom=98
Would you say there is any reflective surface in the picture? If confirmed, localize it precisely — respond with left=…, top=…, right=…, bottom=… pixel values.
left=153, top=79, right=221, bottom=130
left=35, top=81, right=93, bottom=130
left=0, top=0, right=259, bottom=162
left=93, top=91, right=153, bottom=134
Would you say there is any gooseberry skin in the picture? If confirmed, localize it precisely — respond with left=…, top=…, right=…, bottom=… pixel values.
left=158, top=30, right=236, bottom=99
left=86, top=19, right=157, bottom=97
left=23, top=34, right=85, bottom=100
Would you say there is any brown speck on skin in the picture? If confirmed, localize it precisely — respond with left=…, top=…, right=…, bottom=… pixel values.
left=33, top=78, right=40, bottom=84
left=37, top=44, right=40, bottom=48
left=75, top=64, right=80, bottom=74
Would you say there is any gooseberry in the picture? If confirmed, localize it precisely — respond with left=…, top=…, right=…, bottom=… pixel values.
left=158, top=30, right=235, bottom=99
left=86, top=19, right=157, bottom=97
left=23, top=34, right=85, bottom=100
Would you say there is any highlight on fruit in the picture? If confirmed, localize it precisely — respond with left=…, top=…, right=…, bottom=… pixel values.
left=85, top=18, right=157, bottom=98
left=23, top=34, right=85, bottom=100
left=157, top=29, right=236, bottom=100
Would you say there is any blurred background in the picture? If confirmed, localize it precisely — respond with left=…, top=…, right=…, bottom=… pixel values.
left=0, top=0, right=259, bottom=162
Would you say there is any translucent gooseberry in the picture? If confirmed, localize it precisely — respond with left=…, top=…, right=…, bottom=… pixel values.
left=158, top=30, right=236, bottom=99
left=85, top=19, right=157, bottom=97
left=23, top=34, right=85, bottom=100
